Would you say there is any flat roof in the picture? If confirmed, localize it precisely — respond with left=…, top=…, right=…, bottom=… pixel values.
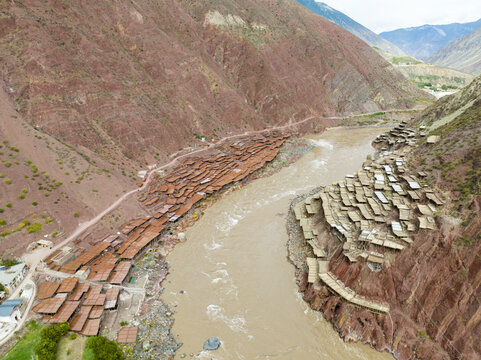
left=33, top=297, right=65, bottom=314
left=57, top=277, right=78, bottom=293
left=49, top=301, right=80, bottom=323
left=109, top=261, right=131, bottom=284
left=117, top=326, right=138, bottom=344
left=70, top=305, right=92, bottom=332
left=37, top=282, right=60, bottom=300
left=81, top=318, right=101, bottom=336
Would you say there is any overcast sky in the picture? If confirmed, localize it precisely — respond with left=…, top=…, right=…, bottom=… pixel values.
left=321, top=0, right=481, bottom=33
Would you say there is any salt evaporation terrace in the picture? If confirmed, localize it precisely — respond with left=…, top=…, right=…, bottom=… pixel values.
left=294, top=122, right=444, bottom=314
left=32, top=133, right=288, bottom=341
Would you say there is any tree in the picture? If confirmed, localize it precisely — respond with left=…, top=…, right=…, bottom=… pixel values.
left=85, top=336, right=123, bottom=360
left=34, top=323, right=70, bottom=360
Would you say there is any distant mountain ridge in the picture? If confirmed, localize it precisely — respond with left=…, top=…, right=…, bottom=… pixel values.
left=296, top=0, right=404, bottom=55
left=380, top=18, right=481, bottom=59
left=428, top=24, right=481, bottom=75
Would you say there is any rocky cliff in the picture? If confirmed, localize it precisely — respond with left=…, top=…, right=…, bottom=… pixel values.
left=0, top=0, right=428, bottom=164
left=290, top=75, right=481, bottom=359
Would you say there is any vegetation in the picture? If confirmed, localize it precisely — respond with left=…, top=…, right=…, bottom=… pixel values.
left=26, top=222, right=42, bottom=233
left=83, top=336, right=123, bottom=360
left=1, top=320, right=45, bottom=360
left=1, top=258, right=18, bottom=268
left=392, top=56, right=422, bottom=65
left=73, top=212, right=79, bottom=217
left=34, top=323, right=70, bottom=360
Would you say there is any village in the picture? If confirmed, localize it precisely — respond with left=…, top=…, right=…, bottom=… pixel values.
left=293, top=122, right=444, bottom=314
left=0, top=133, right=288, bottom=347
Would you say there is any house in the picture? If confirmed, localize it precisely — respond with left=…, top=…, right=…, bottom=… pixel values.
left=0, top=299, right=23, bottom=325
left=0, top=263, right=27, bottom=293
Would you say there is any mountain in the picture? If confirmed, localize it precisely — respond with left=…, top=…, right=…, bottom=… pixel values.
left=428, top=25, right=481, bottom=75
left=374, top=48, right=474, bottom=97
left=0, top=0, right=430, bottom=257
left=380, top=18, right=481, bottom=59
left=296, top=0, right=404, bottom=55
left=0, top=0, right=428, bottom=165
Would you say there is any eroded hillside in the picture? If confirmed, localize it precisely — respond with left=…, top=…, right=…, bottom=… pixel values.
left=0, top=0, right=429, bottom=164
left=290, top=75, right=481, bottom=359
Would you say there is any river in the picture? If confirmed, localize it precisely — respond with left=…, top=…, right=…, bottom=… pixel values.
left=163, top=127, right=394, bottom=360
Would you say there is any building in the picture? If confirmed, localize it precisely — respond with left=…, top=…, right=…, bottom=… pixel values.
left=0, top=263, right=27, bottom=293
left=37, top=239, right=53, bottom=249
left=0, top=299, right=23, bottom=325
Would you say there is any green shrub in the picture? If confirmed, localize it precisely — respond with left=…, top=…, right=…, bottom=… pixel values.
left=32, top=201, right=38, bottom=206
left=4, top=178, right=12, bottom=185
left=0, top=219, right=6, bottom=226
left=84, top=336, right=123, bottom=360
left=19, top=194, right=26, bottom=200
left=69, top=332, right=77, bottom=340
left=1, top=258, right=18, bottom=268
left=6, top=202, right=12, bottom=208
left=4, top=162, right=12, bottom=167
left=26, top=222, right=42, bottom=233
left=22, top=188, right=28, bottom=194
left=0, top=208, right=3, bottom=213
left=73, top=212, right=79, bottom=218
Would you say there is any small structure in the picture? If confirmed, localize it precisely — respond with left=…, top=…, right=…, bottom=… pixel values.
left=427, top=135, right=440, bottom=144
left=0, top=263, right=27, bottom=292
left=117, top=326, right=138, bottom=344
left=0, top=299, right=23, bottom=324
left=37, top=240, right=53, bottom=249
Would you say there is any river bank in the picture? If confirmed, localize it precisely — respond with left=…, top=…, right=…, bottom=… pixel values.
left=161, top=127, right=394, bottom=359
left=128, top=135, right=318, bottom=359
left=284, top=124, right=473, bottom=360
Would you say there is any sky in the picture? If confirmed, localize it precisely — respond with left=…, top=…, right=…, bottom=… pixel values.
left=321, top=0, right=481, bottom=33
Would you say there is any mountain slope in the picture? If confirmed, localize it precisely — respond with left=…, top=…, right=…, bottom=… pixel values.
left=428, top=25, right=481, bottom=75
left=374, top=48, right=474, bottom=97
left=293, top=75, right=481, bottom=360
left=295, top=0, right=404, bottom=55
left=0, top=0, right=429, bottom=165
left=380, top=18, right=481, bottom=59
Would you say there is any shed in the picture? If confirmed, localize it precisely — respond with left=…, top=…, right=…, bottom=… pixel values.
left=37, top=240, right=53, bottom=248
left=0, top=298, right=23, bottom=324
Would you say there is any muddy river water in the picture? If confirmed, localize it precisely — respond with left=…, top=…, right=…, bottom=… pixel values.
left=163, top=127, right=394, bottom=360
